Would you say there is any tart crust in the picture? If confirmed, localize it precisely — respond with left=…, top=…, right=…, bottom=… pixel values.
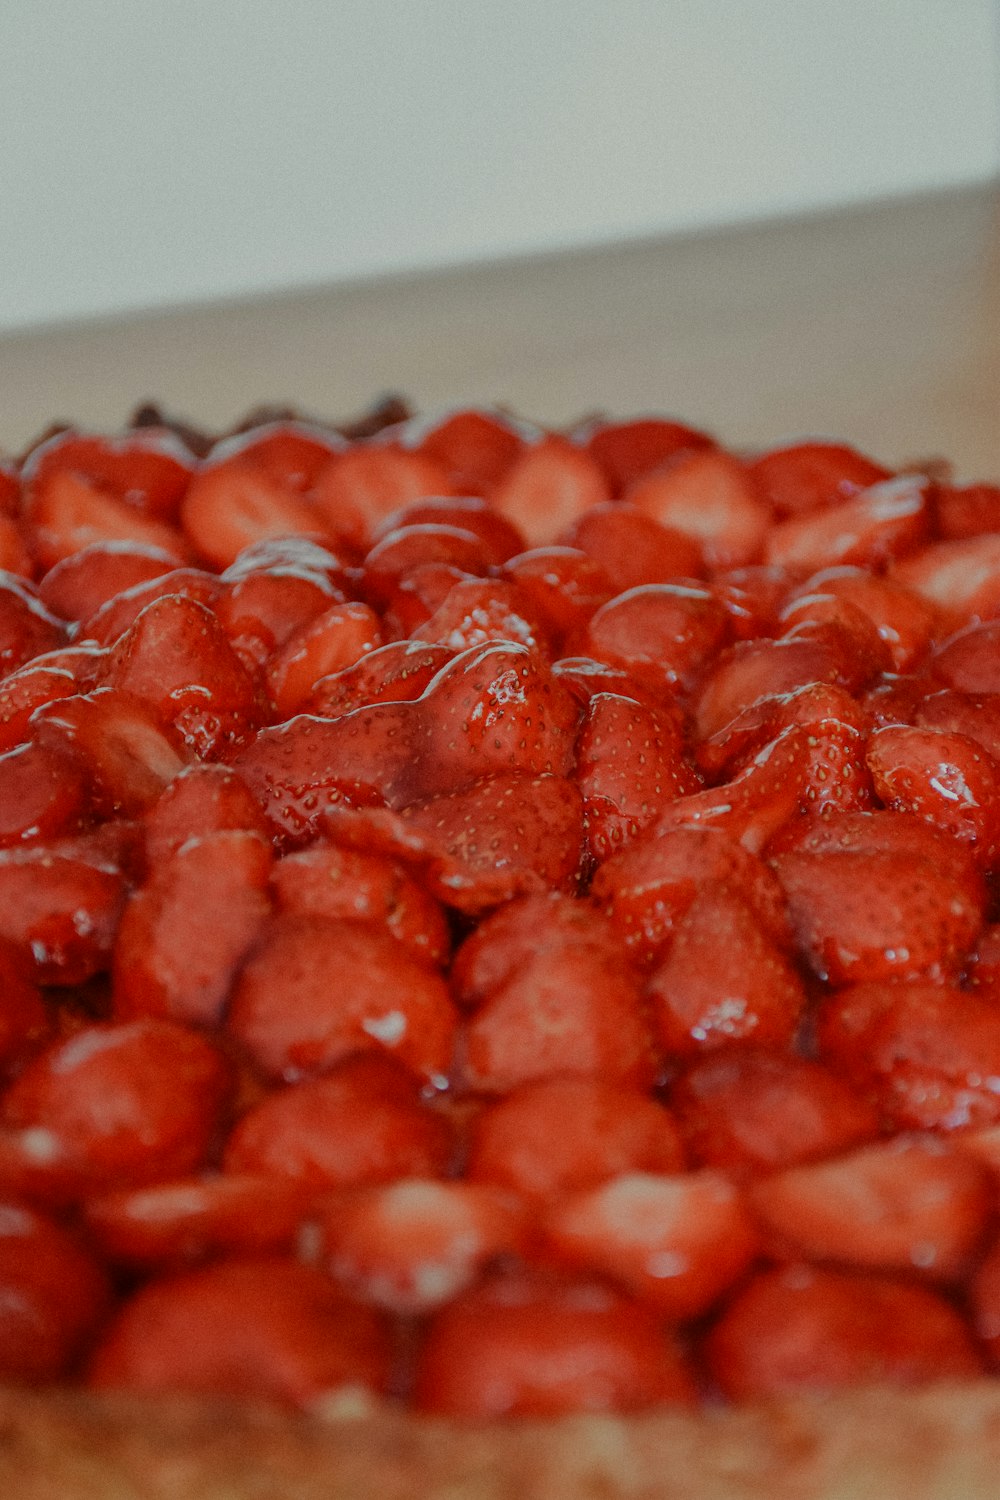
left=4, top=1384, right=1000, bottom=1499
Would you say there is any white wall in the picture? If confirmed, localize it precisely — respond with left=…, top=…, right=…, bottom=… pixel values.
left=1, top=0, right=997, bottom=333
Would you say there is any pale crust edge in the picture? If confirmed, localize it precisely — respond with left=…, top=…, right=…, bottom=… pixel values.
left=4, top=1384, right=1000, bottom=1500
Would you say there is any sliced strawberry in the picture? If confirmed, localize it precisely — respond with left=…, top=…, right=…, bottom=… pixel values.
left=584, top=583, right=729, bottom=694
left=87, top=1257, right=391, bottom=1408
left=646, top=886, right=805, bottom=1060
left=371, top=494, right=526, bottom=565
left=625, top=450, right=770, bottom=568
left=0, top=739, right=89, bottom=847
left=892, top=534, right=1000, bottom=622
left=361, top=523, right=491, bottom=607
left=765, top=475, right=930, bottom=574
left=404, top=406, right=531, bottom=493
left=0, top=849, right=124, bottom=984
left=271, top=841, right=449, bottom=965
left=693, top=636, right=842, bottom=743
left=671, top=1050, right=879, bottom=1178
left=747, top=439, right=890, bottom=516
left=0, top=516, right=31, bottom=579
left=867, top=724, right=1000, bottom=865
left=24, top=428, right=194, bottom=522
left=936, top=480, right=1000, bottom=539
left=143, top=763, right=269, bottom=862
left=302, top=640, right=452, bottom=719
left=451, top=891, right=617, bottom=1004
left=0, top=940, right=50, bottom=1068
left=575, top=692, right=701, bottom=862
left=320, top=1178, right=530, bottom=1312
left=696, top=681, right=867, bottom=781
left=227, top=913, right=457, bottom=1085
left=706, top=1264, right=982, bottom=1398
left=0, top=1200, right=110, bottom=1381
left=784, top=565, right=937, bottom=672
left=215, top=567, right=344, bottom=672
left=578, top=415, right=714, bottom=495
left=467, top=1076, right=684, bottom=1203
left=265, top=600, right=382, bottom=717
left=414, top=1265, right=694, bottom=1415
left=380, top=560, right=472, bottom=638
left=181, top=459, right=327, bottom=569
left=84, top=1174, right=312, bottom=1268
left=499, top=546, right=613, bottom=646
left=410, top=575, right=551, bottom=657
left=777, top=593, right=894, bottom=689
left=26, top=466, right=188, bottom=571
left=32, top=688, right=192, bottom=816
left=490, top=435, right=609, bottom=547
left=79, top=566, right=221, bottom=647
left=220, top=534, right=350, bottom=588
left=0, top=576, right=65, bottom=675
left=208, top=421, right=343, bottom=493
left=223, top=1054, right=453, bottom=1188
left=542, top=1170, right=758, bottom=1319
left=561, top=501, right=705, bottom=591
left=311, top=445, right=454, bottom=550
left=38, top=540, right=182, bottom=623
left=931, top=619, right=1000, bottom=696
left=712, top=565, right=789, bottom=639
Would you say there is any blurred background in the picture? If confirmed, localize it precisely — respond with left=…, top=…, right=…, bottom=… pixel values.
left=1, top=0, right=998, bottom=465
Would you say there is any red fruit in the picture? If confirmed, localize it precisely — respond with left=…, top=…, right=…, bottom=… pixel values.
left=467, top=1076, right=684, bottom=1203
left=87, top=1257, right=391, bottom=1408
left=265, top=600, right=382, bottom=717
left=0, top=1020, right=231, bottom=1198
left=227, top=913, right=457, bottom=1085
left=209, top=421, right=343, bottom=493
left=748, top=440, right=890, bottom=516
left=932, top=619, right=1000, bottom=696
left=672, top=1050, right=879, bottom=1178
left=647, top=886, right=805, bottom=1060
left=542, top=1170, right=758, bottom=1319
left=765, top=475, right=931, bottom=574
left=712, top=565, right=789, bottom=639
left=499, top=546, right=613, bottom=645
left=320, top=1179, right=530, bottom=1312
left=215, top=568, right=344, bottom=672
left=0, top=940, right=49, bottom=1067
left=0, top=739, right=88, bottom=848
left=893, top=534, right=1000, bottom=621
left=181, top=459, right=327, bottom=570
left=777, top=593, right=894, bottom=689
left=362, top=523, right=491, bottom=606
left=576, top=692, right=700, bottom=862
left=693, top=636, right=842, bottom=743
left=706, top=1265, right=982, bottom=1399
left=490, top=435, right=609, bottom=547
left=785, top=565, right=937, bottom=672
left=84, top=1174, right=312, bottom=1268
left=80, top=566, right=221, bottom=647
left=625, top=449, right=770, bottom=568
left=405, top=407, right=530, bottom=493
left=561, top=501, right=705, bottom=591
left=223, top=1054, right=453, bottom=1188
left=113, top=831, right=272, bottom=1025
left=380, top=560, right=471, bottom=638
left=143, top=763, right=269, bottom=862
left=750, top=1137, right=991, bottom=1280
left=371, top=494, right=526, bottom=564
left=450, top=891, right=617, bottom=1004
left=311, top=445, right=454, bottom=550
left=971, top=1238, right=1000, bottom=1365
left=107, top=594, right=261, bottom=757
left=412, top=575, right=551, bottom=657
left=302, top=639, right=452, bottom=719
left=270, top=842, right=450, bottom=966
left=25, top=429, right=194, bottom=521
left=0, top=849, right=125, bottom=984
left=867, top=724, right=1000, bottom=865
left=578, top=415, right=715, bottom=495
left=0, top=576, right=65, bottom=675
left=696, top=680, right=867, bottom=780
left=33, top=688, right=192, bottom=816
left=415, top=1266, right=694, bottom=1416
left=593, top=824, right=789, bottom=967
left=584, top=583, right=729, bottom=694
left=936, top=480, right=1000, bottom=539
left=818, top=981, right=1000, bottom=1131
left=0, top=1200, right=110, bottom=1381
left=0, top=516, right=31, bottom=579
left=38, top=540, right=182, bottom=622
left=220, top=534, right=349, bottom=587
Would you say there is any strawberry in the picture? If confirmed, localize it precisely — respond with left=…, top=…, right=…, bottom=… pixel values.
left=37, top=540, right=181, bottom=623
left=499, top=546, right=613, bottom=646
left=311, top=444, right=454, bottom=550
left=490, top=435, right=610, bottom=547
left=892, top=533, right=1000, bottom=622
left=542, top=1170, right=758, bottom=1319
left=215, top=568, right=344, bottom=672
left=220, top=534, right=350, bottom=588
left=450, top=890, right=618, bottom=1003
left=371, top=494, right=526, bottom=565
left=972, top=1237, right=1000, bottom=1365
left=414, top=1266, right=694, bottom=1415
left=711, top=565, right=789, bottom=639
left=0, top=576, right=65, bottom=675
left=113, top=831, right=272, bottom=1025
left=0, top=1200, right=110, bottom=1381
left=646, top=886, right=805, bottom=1059
left=584, top=583, right=729, bottom=694
left=403, top=406, right=532, bottom=493
left=560, top=501, right=705, bottom=591
left=0, top=739, right=89, bottom=848
left=24, top=428, right=194, bottom=522
left=624, top=450, right=770, bottom=568
left=0, top=849, right=125, bottom=984
left=575, top=692, right=701, bottom=862
left=361, top=523, right=491, bottom=606
left=692, top=636, right=842, bottom=743
left=26, top=465, right=188, bottom=570
left=0, top=516, right=31, bottom=580
left=747, top=439, right=890, bottom=516
left=208, top=421, right=343, bottom=493
left=931, top=619, right=1000, bottom=696
left=671, top=1050, right=879, bottom=1178
left=784, top=565, right=937, bottom=672
left=765, top=475, right=931, bottom=574
left=32, top=688, right=192, bottom=816
left=143, top=763, right=269, bottom=862
left=227, top=913, right=457, bottom=1085
left=695, top=680, right=867, bottom=781
left=302, top=640, right=452, bottom=719
left=180, top=458, right=328, bottom=570
left=867, top=724, right=1000, bottom=865
left=778, top=593, right=894, bottom=690
left=380, top=560, right=471, bottom=638
left=0, top=940, right=50, bottom=1068
left=0, top=1020, right=231, bottom=1198
left=79, top=566, right=221, bottom=647
left=552, top=655, right=675, bottom=712
left=411, top=575, right=552, bottom=657
left=87, top=1257, right=391, bottom=1408
left=706, top=1264, right=982, bottom=1398
left=576, top=415, right=715, bottom=495
left=467, top=1076, right=684, bottom=1203
left=223, top=1054, right=453, bottom=1188
left=936, top=480, right=1000, bottom=539
left=84, top=1174, right=312, bottom=1268
left=265, top=600, right=382, bottom=717
left=319, top=1179, right=531, bottom=1312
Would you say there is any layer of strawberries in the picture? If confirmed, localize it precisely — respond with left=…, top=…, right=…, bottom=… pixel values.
left=2, top=402, right=1000, bottom=1416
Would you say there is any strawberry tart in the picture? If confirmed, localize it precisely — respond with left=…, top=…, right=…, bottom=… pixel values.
left=2, top=402, right=1000, bottom=1495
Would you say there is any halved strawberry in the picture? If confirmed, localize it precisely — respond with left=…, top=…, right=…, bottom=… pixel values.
left=765, top=475, right=931, bottom=574
left=490, top=435, right=609, bottom=547
left=0, top=849, right=125, bottom=984
left=180, top=459, right=327, bottom=570
left=0, top=940, right=50, bottom=1068
left=0, top=739, right=89, bottom=848
left=692, top=636, right=842, bottom=744
left=361, top=523, right=491, bottom=607
left=38, top=540, right=182, bottom=623
left=143, top=763, right=270, bottom=862
left=0, top=1200, right=110, bottom=1381
left=971, top=1237, right=1000, bottom=1365
left=265, top=600, right=382, bottom=717
left=625, top=450, right=770, bottom=568
left=0, top=576, right=65, bottom=675
left=747, top=439, right=890, bottom=516
left=207, top=421, right=344, bottom=494
left=561, top=502, right=705, bottom=592
left=411, top=576, right=551, bottom=657
left=371, top=494, right=526, bottom=565
left=215, top=567, right=344, bottom=672
left=79, top=566, right=221, bottom=647
left=584, top=583, right=729, bottom=695
left=402, top=406, right=533, bottom=492
left=931, top=619, right=1000, bottom=696
left=784, top=565, right=937, bottom=672
left=24, top=428, right=194, bottom=521
left=311, top=444, right=454, bottom=550
left=302, top=640, right=452, bottom=719
left=450, top=891, right=616, bottom=1004
left=935, top=480, right=1000, bottom=539
left=867, top=724, right=1000, bottom=865
left=499, top=546, right=613, bottom=647
left=32, top=688, right=192, bottom=816
left=577, top=415, right=715, bottom=495
left=892, top=533, right=1000, bottom=622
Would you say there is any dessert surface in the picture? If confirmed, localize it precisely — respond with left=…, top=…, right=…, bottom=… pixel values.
left=1, top=402, right=1000, bottom=1493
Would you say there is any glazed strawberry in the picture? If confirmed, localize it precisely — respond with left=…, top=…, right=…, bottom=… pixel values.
left=892, top=533, right=1000, bottom=621
left=371, top=494, right=526, bottom=565
left=625, top=450, right=770, bottom=568
left=467, top=1076, right=684, bottom=1203
left=499, top=546, right=613, bottom=646
left=181, top=458, right=327, bottom=570
left=451, top=891, right=617, bottom=1003
left=84, top=1174, right=312, bottom=1268
left=749, top=1137, right=991, bottom=1280
left=0, top=940, right=49, bottom=1068
left=560, top=502, right=705, bottom=591
left=972, top=1237, right=1000, bottom=1365
left=0, top=850, right=125, bottom=984
left=646, top=886, right=805, bottom=1059
left=0, top=648, right=110, bottom=752
left=491, top=435, right=610, bottom=547
left=747, top=439, right=890, bottom=516
left=0, top=575, right=65, bottom=675
left=711, top=564, right=789, bottom=639
left=784, top=564, right=937, bottom=672
left=692, top=636, right=842, bottom=743
left=215, top=567, right=345, bottom=672
left=584, top=583, right=729, bottom=694
left=320, top=1179, right=531, bottom=1312
left=79, top=566, right=221, bottom=646
left=0, top=515, right=31, bottom=579
left=542, top=1170, right=758, bottom=1319
left=223, top=1054, right=453, bottom=1188
left=778, top=592, right=894, bottom=690
left=404, top=406, right=530, bottom=493
left=301, top=639, right=452, bottom=718
left=671, top=1051, right=879, bottom=1178
left=575, top=692, right=700, bottom=862
left=88, top=1257, right=392, bottom=1408
left=0, top=740, right=89, bottom=847
left=577, top=415, right=715, bottom=495
left=25, top=429, right=194, bottom=522
left=143, top=763, right=269, bottom=861
left=410, top=575, right=552, bottom=658
left=37, top=540, right=182, bottom=622
left=227, top=913, right=457, bottom=1084
left=414, top=1266, right=695, bottom=1416
left=706, top=1265, right=982, bottom=1398
left=311, top=444, right=454, bottom=550
left=32, top=688, right=192, bottom=816
left=931, top=619, right=1000, bottom=696
left=695, top=680, right=867, bottom=781
left=361, top=523, right=491, bottom=607
left=765, top=475, right=931, bottom=574
left=209, top=421, right=343, bottom=493
left=380, top=560, right=472, bottom=637
left=113, top=831, right=272, bottom=1025
left=0, top=1020, right=231, bottom=1198
left=867, top=724, right=1000, bottom=865
left=593, top=824, right=789, bottom=966
left=936, top=480, right=1000, bottom=539
left=0, top=1200, right=110, bottom=1381
left=265, top=600, right=382, bottom=716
